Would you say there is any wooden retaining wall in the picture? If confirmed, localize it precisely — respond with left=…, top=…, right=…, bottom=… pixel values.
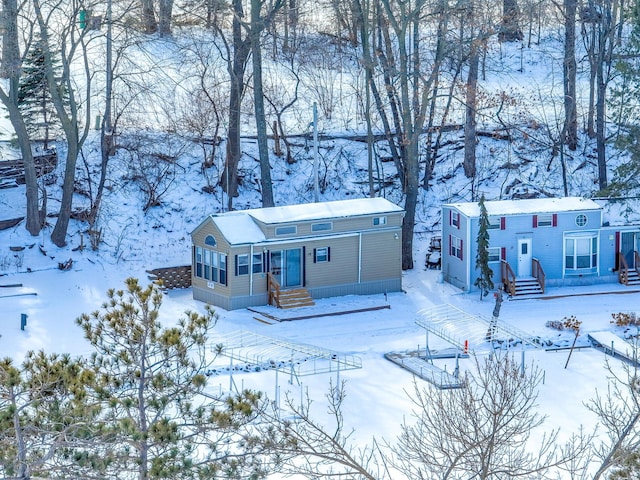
left=146, top=265, right=192, bottom=290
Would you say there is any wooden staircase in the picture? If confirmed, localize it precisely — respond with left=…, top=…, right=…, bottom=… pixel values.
left=267, top=273, right=315, bottom=309
left=511, top=277, right=544, bottom=297
left=501, top=259, right=545, bottom=298
left=619, top=252, right=640, bottom=286
left=275, top=288, right=315, bottom=308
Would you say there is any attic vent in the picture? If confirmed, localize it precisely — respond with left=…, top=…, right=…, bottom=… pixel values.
left=205, top=235, right=216, bottom=246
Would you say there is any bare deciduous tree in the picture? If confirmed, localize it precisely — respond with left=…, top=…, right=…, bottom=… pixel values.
left=390, top=353, right=593, bottom=479
left=587, top=353, right=640, bottom=479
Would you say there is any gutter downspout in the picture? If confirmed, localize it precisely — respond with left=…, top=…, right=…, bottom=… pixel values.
left=250, top=244, right=254, bottom=296
left=358, top=232, right=362, bottom=284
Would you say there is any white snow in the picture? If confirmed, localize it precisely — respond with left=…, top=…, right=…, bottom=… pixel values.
left=449, top=196, right=602, bottom=217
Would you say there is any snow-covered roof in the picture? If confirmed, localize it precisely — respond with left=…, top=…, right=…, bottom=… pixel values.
left=446, top=197, right=602, bottom=218
left=244, top=197, right=403, bottom=224
left=211, top=213, right=267, bottom=245
left=205, top=197, right=403, bottom=245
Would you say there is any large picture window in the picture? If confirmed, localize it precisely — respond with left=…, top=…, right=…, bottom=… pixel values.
left=565, top=233, right=598, bottom=275
left=194, top=246, right=228, bottom=285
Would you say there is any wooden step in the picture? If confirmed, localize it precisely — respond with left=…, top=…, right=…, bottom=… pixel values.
left=625, top=271, right=640, bottom=286
left=512, top=278, right=543, bottom=296
left=276, top=288, right=315, bottom=309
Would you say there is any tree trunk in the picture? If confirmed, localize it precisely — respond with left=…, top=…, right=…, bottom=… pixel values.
left=0, top=0, right=41, bottom=236
left=141, top=0, right=157, bottom=33
left=158, top=0, right=173, bottom=37
left=1, top=0, right=19, bottom=79
left=222, top=0, right=251, bottom=211
left=251, top=0, right=275, bottom=207
left=596, top=61, right=607, bottom=190
left=464, top=40, right=479, bottom=179
left=563, top=0, right=578, bottom=150
left=498, top=0, right=523, bottom=42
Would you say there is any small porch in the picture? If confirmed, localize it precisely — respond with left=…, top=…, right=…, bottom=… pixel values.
left=500, top=258, right=545, bottom=297
left=618, top=251, right=640, bottom=286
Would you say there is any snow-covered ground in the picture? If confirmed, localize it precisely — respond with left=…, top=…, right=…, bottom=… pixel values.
left=0, top=230, right=636, bottom=461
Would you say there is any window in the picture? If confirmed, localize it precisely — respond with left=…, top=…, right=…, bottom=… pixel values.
left=236, top=254, right=249, bottom=275
left=488, top=217, right=502, bottom=230
left=450, top=235, right=463, bottom=260
left=205, top=235, right=216, bottom=246
left=276, top=225, right=297, bottom=235
left=314, top=247, right=330, bottom=263
left=576, top=214, right=588, bottom=227
left=252, top=253, right=264, bottom=273
left=488, top=247, right=501, bottom=263
left=195, top=247, right=203, bottom=277
left=536, top=214, right=554, bottom=227
left=451, top=211, right=460, bottom=228
left=194, top=246, right=228, bottom=285
left=533, top=213, right=557, bottom=228
left=565, top=234, right=597, bottom=274
left=312, top=222, right=332, bottom=232
left=373, top=216, right=387, bottom=226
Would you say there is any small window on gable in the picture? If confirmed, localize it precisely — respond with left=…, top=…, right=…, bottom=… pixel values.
left=314, top=247, right=330, bottom=263
left=312, top=222, right=332, bottom=232
left=275, top=225, right=297, bottom=235
left=576, top=214, right=588, bottom=227
left=205, top=235, right=216, bottom=246
left=373, top=216, right=387, bottom=226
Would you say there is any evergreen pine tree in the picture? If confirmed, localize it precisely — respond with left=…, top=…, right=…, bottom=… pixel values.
left=17, top=37, right=63, bottom=150
left=0, top=351, right=100, bottom=479
left=474, top=195, right=494, bottom=299
left=76, top=278, right=267, bottom=479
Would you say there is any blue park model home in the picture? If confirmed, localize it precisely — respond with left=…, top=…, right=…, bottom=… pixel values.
left=441, top=197, right=640, bottom=296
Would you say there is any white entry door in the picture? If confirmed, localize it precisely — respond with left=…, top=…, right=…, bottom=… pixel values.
left=517, top=238, right=532, bottom=277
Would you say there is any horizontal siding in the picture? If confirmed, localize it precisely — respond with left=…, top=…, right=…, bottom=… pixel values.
left=308, top=278, right=402, bottom=299
left=360, top=230, right=402, bottom=282
left=258, top=212, right=404, bottom=239
left=305, top=236, right=360, bottom=287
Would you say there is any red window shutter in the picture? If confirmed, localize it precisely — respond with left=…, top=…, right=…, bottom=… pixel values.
left=457, top=213, right=460, bottom=229
left=328, top=247, right=331, bottom=261
left=500, top=217, right=506, bottom=230
left=533, top=215, right=538, bottom=228
left=460, top=239, right=463, bottom=260
left=449, top=210, right=452, bottom=225
left=552, top=214, right=558, bottom=226
left=501, top=247, right=506, bottom=261
left=449, top=235, right=452, bottom=256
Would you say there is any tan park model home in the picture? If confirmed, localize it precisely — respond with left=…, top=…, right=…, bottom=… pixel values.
left=191, top=197, right=405, bottom=310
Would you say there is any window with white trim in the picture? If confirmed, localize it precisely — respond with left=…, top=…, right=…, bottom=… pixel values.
left=451, top=211, right=460, bottom=228
left=236, top=254, right=249, bottom=275
left=565, top=234, right=597, bottom=274
left=276, top=225, right=297, bottom=235
left=450, top=235, right=463, bottom=260
left=487, top=217, right=501, bottom=230
left=575, top=214, right=588, bottom=227
left=373, top=216, right=387, bottom=226
left=314, top=247, right=329, bottom=263
left=252, top=253, right=264, bottom=273
left=194, top=246, right=228, bottom=285
left=312, top=222, right=332, bottom=232
left=488, top=247, right=501, bottom=263
left=537, top=214, right=554, bottom=227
